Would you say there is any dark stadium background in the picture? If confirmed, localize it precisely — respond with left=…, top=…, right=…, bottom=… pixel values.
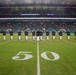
left=0, top=0, right=76, bottom=33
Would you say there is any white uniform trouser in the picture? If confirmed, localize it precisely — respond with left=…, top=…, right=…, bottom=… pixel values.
left=60, top=36, right=62, bottom=40
left=3, top=36, right=6, bottom=40
left=32, top=36, right=35, bottom=40
left=52, top=36, right=55, bottom=40
left=46, top=36, right=49, bottom=40
left=40, top=36, right=42, bottom=40
left=67, top=36, right=70, bottom=40
left=10, top=36, right=13, bottom=40
left=37, top=36, right=39, bottom=41
left=26, top=36, right=28, bottom=40
left=18, top=36, right=21, bottom=40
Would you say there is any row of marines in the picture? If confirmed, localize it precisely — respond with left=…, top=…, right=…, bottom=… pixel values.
left=2, top=30, right=76, bottom=41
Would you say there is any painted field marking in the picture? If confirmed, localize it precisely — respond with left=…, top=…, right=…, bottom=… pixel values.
left=63, top=40, right=76, bottom=46
left=37, top=42, right=41, bottom=75
left=12, top=41, right=60, bottom=75
left=41, top=52, right=60, bottom=61
left=0, top=41, right=10, bottom=46
left=12, top=51, right=33, bottom=60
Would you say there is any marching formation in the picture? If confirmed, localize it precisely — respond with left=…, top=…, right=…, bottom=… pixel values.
left=1, top=30, right=76, bottom=41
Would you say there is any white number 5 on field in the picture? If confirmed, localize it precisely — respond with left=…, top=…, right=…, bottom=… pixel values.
left=12, top=51, right=33, bottom=60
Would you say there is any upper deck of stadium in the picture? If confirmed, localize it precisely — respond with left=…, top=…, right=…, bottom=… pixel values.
left=0, top=0, right=76, bottom=18
left=0, top=0, right=76, bottom=6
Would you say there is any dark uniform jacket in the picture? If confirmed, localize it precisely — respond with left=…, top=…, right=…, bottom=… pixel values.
left=52, top=31, right=56, bottom=36
left=74, top=31, right=76, bottom=36
left=40, top=31, right=43, bottom=36
left=67, top=31, right=70, bottom=36
left=32, top=31, right=35, bottom=36
left=18, top=31, right=21, bottom=36
left=3, top=31, right=6, bottom=36
left=10, top=31, right=13, bottom=36
left=25, top=31, right=28, bottom=36
left=36, top=30, right=40, bottom=36
left=59, top=31, right=63, bottom=36
left=46, top=31, right=49, bottom=36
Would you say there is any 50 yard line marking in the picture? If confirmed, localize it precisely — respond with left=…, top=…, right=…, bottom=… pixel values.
left=37, top=42, right=41, bottom=75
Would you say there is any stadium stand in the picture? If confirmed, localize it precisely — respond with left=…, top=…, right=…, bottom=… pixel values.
left=0, top=0, right=76, bottom=33
left=0, top=19, right=76, bottom=33
left=0, top=7, right=76, bottom=18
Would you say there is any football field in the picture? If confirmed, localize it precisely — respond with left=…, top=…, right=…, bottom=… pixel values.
left=0, top=33, right=76, bottom=75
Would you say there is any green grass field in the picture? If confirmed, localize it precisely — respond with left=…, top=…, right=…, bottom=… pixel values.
left=0, top=33, right=76, bottom=75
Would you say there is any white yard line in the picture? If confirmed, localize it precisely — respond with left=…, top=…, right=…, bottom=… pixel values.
left=37, top=42, right=41, bottom=75
left=0, top=41, right=10, bottom=46
left=63, top=40, right=76, bottom=46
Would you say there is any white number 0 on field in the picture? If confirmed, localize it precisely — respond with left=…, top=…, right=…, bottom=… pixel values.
left=12, top=51, right=60, bottom=61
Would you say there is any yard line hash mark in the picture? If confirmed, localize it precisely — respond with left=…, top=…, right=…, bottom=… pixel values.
left=63, top=40, right=76, bottom=46
left=37, top=42, right=41, bottom=75
left=0, top=41, right=10, bottom=46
